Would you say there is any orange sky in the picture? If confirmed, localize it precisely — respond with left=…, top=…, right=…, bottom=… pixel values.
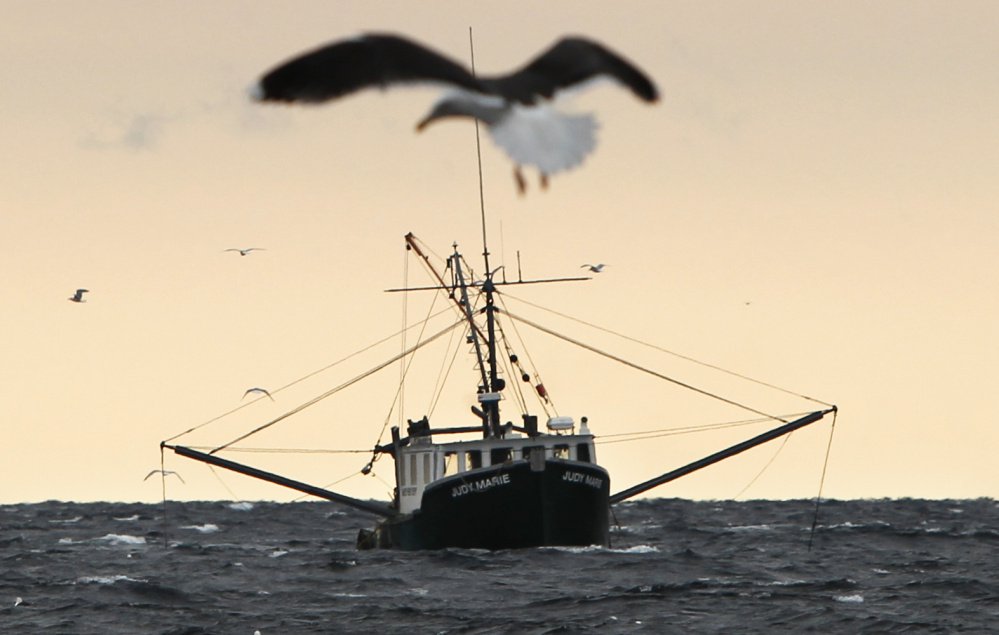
left=2, top=1, right=997, bottom=505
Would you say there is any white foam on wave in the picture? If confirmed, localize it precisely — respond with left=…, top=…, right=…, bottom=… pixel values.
left=114, top=515, right=140, bottom=522
left=727, top=524, right=774, bottom=532
left=49, top=516, right=83, bottom=524
left=613, top=545, right=659, bottom=554
left=764, top=579, right=807, bottom=587
left=180, top=524, right=220, bottom=534
left=76, top=574, right=147, bottom=585
left=228, top=502, right=254, bottom=511
left=835, top=594, right=865, bottom=603
left=99, top=534, right=147, bottom=546
left=545, top=544, right=659, bottom=555
left=269, top=550, right=288, bottom=558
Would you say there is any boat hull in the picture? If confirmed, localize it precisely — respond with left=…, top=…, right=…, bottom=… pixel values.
left=364, top=459, right=610, bottom=550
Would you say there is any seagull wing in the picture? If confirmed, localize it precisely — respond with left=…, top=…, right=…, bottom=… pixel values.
left=255, top=33, right=487, bottom=104
left=484, top=37, right=659, bottom=104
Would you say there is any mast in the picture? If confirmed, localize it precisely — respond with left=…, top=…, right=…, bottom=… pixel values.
left=450, top=245, right=501, bottom=437
left=468, top=25, right=502, bottom=438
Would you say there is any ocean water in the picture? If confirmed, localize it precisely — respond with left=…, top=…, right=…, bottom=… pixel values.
left=1, top=498, right=996, bottom=634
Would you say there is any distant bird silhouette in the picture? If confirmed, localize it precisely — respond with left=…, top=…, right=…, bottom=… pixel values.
left=252, top=33, right=658, bottom=194
left=243, top=387, right=274, bottom=401
left=144, top=469, right=185, bottom=484
left=580, top=263, right=607, bottom=273
left=225, top=248, right=265, bottom=256
left=68, top=289, right=89, bottom=302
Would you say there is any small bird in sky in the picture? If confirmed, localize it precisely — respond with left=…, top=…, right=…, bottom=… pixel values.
left=243, top=387, right=275, bottom=401
left=68, top=289, right=89, bottom=302
left=225, top=248, right=265, bottom=256
left=581, top=263, right=607, bottom=273
left=144, top=469, right=185, bottom=484
left=251, top=33, right=658, bottom=194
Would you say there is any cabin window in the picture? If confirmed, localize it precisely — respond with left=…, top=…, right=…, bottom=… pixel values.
left=576, top=443, right=591, bottom=463
left=444, top=452, right=458, bottom=476
left=409, top=454, right=417, bottom=484
left=468, top=450, right=482, bottom=470
left=491, top=447, right=512, bottom=465
left=522, top=446, right=543, bottom=460
left=423, top=453, right=431, bottom=482
left=554, top=444, right=570, bottom=460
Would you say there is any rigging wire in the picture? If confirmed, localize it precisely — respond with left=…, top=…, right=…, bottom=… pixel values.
left=290, top=468, right=363, bottom=502
left=597, top=415, right=810, bottom=445
left=207, top=464, right=242, bottom=502
left=208, top=319, right=464, bottom=454
left=503, top=309, right=786, bottom=424
left=427, top=323, right=467, bottom=417
left=597, top=412, right=817, bottom=444
left=373, top=286, right=445, bottom=448
left=494, top=293, right=557, bottom=417
left=180, top=446, right=371, bottom=454
left=732, top=434, right=792, bottom=499
left=158, top=445, right=169, bottom=548
left=494, top=321, right=529, bottom=414
left=501, top=292, right=834, bottom=408
left=808, top=408, right=839, bottom=551
left=162, top=305, right=458, bottom=445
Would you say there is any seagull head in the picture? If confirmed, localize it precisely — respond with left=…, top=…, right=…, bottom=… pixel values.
left=416, top=92, right=508, bottom=132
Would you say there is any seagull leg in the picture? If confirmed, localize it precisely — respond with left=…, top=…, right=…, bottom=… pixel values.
left=514, top=166, right=527, bottom=196
left=540, top=172, right=549, bottom=191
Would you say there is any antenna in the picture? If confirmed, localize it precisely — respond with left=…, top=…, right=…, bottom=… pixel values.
left=469, top=27, right=491, bottom=274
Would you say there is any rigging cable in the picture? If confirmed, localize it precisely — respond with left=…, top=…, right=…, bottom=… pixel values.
left=503, top=309, right=787, bottom=423
left=427, top=323, right=466, bottom=417
left=494, top=293, right=557, bottom=417
left=162, top=305, right=457, bottom=445
left=374, top=282, right=444, bottom=448
left=493, top=320, right=530, bottom=414
left=207, top=464, right=242, bottom=502
left=502, top=292, right=834, bottom=409
left=808, top=408, right=839, bottom=551
left=597, top=414, right=816, bottom=445
left=208, top=319, right=464, bottom=454
left=732, top=434, right=792, bottom=500
left=158, top=445, right=169, bottom=548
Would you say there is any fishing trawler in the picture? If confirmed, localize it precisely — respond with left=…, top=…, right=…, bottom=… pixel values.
left=162, top=227, right=835, bottom=551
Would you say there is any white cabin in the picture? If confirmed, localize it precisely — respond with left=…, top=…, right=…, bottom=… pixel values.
left=394, top=416, right=597, bottom=514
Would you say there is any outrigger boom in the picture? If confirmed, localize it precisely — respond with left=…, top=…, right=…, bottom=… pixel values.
left=164, top=443, right=394, bottom=517
left=609, top=407, right=836, bottom=504
left=163, top=406, right=835, bottom=515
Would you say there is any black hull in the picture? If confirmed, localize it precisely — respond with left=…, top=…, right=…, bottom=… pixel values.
left=365, top=459, right=610, bottom=550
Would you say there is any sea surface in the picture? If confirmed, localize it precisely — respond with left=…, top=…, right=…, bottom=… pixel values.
left=1, top=498, right=996, bottom=634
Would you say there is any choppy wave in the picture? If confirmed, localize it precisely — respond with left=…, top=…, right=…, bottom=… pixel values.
left=2, top=498, right=996, bottom=634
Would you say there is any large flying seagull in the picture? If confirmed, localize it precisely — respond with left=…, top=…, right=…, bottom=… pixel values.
left=251, top=33, right=658, bottom=193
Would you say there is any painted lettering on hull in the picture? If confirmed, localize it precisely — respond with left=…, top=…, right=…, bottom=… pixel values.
left=562, top=470, right=604, bottom=489
left=451, top=473, right=512, bottom=498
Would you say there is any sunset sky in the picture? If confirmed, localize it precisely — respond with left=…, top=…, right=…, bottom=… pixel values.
left=3, top=1, right=997, bottom=506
